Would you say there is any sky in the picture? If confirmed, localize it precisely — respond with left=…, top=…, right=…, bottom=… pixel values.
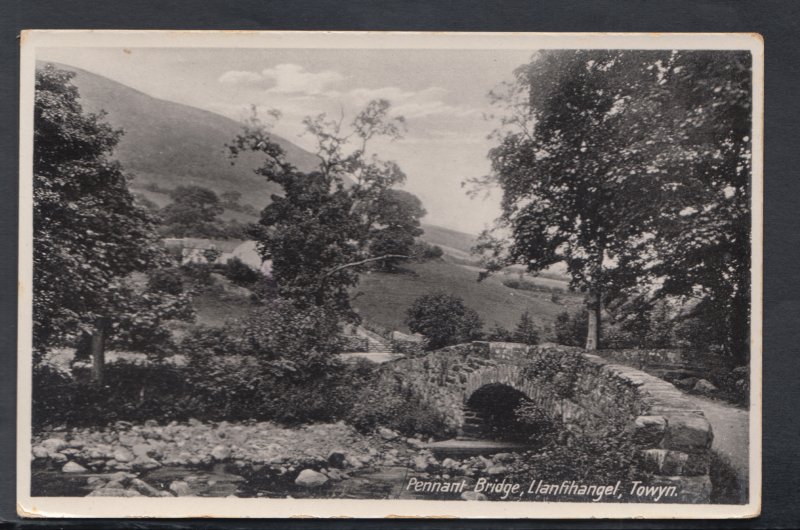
left=37, top=47, right=537, bottom=234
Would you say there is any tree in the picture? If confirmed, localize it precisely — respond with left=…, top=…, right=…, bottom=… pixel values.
left=474, top=50, right=752, bottom=358
left=405, top=292, right=483, bottom=349
left=366, top=189, right=426, bottom=270
left=472, top=50, right=660, bottom=350
left=160, top=185, right=225, bottom=238
left=33, top=64, right=190, bottom=381
left=514, top=311, right=540, bottom=345
left=229, top=100, right=424, bottom=315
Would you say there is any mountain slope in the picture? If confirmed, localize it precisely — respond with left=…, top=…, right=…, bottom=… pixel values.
left=39, top=61, right=320, bottom=209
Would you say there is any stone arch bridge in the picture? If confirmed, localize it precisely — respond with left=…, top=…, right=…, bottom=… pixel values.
left=378, top=341, right=715, bottom=502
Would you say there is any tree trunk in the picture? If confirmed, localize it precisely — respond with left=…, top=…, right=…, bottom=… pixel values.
left=585, top=290, right=601, bottom=351
left=90, top=326, right=105, bottom=385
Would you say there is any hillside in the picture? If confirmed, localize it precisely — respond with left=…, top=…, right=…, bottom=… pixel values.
left=349, top=260, right=571, bottom=336
left=38, top=61, right=321, bottom=210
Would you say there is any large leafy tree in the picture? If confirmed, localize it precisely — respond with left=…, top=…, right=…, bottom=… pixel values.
left=33, top=65, right=191, bottom=381
left=229, top=100, right=425, bottom=314
left=475, top=50, right=752, bottom=359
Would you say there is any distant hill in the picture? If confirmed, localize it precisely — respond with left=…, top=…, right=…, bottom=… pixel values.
left=38, top=61, right=321, bottom=210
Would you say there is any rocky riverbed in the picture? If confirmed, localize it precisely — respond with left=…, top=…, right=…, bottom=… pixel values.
left=31, top=420, right=518, bottom=499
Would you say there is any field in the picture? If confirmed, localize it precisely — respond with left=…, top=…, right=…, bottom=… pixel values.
left=349, top=258, right=577, bottom=335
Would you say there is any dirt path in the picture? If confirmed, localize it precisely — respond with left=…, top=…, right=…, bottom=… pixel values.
left=684, top=394, right=750, bottom=482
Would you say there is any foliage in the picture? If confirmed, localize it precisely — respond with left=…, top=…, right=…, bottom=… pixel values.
left=182, top=299, right=343, bottom=365
left=411, top=240, right=444, bottom=261
left=514, top=310, right=540, bottom=345
left=345, top=379, right=454, bottom=438
left=472, top=50, right=752, bottom=360
left=554, top=309, right=589, bottom=347
left=223, top=257, right=262, bottom=286
left=228, top=100, right=424, bottom=315
left=523, top=347, right=588, bottom=401
left=33, top=64, right=186, bottom=361
left=405, top=292, right=484, bottom=349
left=147, top=267, right=184, bottom=296
left=503, top=429, right=641, bottom=491
left=486, top=325, right=515, bottom=342
left=709, top=450, right=747, bottom=504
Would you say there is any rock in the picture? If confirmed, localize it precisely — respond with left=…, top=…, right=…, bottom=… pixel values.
left=32, top=446, right=50, bottom=459
left=486, top=465, right=508, bottom=476
left=412, top=455, right=431, bottom=472
left=40, top=438, right=67, bottom=453
left=144, top=419, right=159, bottom=428
left=131, top=443, right=154, bottom=458
left=327, top=450, right=347, bottom=469
left=441, top=458, right=459, bottom=469
left=672, top=376, right=698, bottom=390
left=461, top=491, right=488, bottom=501
left=169, top=480, right=193, bottom=497
left=131, top=455, right=161, bottom=470
left=62, top=461, right=87, bottom=473
left=113, top=447, right=134, bottom=463
left=406, top=438, right=425, bottom=449
left=693, top=379, right=718, bottom=395
left=493, top=452, right=513, bottom=463
left=633, top=415, right=667, bottom=444
left=50, top=453, right=68, bottom=463
left=211, top=445, right=232, bottom=461
left=662, top=414, right=713, bottom=451
left=378, top=427, right=398, bottom=441
left=130, top=478, right=162, bottom=497
left=295, top=469, right=328, bottom=488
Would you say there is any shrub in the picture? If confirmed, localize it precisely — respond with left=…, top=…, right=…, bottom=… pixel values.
left=345, top=379, right=454, bottom=438
left=514, top=310, right=540, bottom=345
left=147, top=267, right=184, bottom=295
left=406, top=291, right=483, bottom=349
left=411, top=241, right=444, bottom=261
left=223, top=257, right=262, bottom=286
left=553, top=309, right=588, bottom=347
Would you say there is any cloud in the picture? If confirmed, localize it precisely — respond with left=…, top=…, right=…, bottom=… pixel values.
left=218, top=63, right=345, bottom=95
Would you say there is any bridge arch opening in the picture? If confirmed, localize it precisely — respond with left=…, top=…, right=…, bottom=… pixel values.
left=463, top=383, right=540, bottom=442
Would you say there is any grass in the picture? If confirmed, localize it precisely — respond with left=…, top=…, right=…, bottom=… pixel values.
left=350, top=259, right=573, bottom=334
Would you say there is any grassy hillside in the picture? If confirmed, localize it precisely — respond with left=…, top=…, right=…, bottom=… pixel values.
left=41, top=61, right=320, bottom=210
left=350, top=259, right=573, bottom=336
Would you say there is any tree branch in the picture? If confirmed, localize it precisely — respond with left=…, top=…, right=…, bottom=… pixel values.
left=323, top=254, right=410, bottom=278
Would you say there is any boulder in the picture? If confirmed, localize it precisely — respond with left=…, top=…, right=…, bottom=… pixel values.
left=130, top=478, right=162, bottom=497
left=693, top=379, right=719, bottom=395
left=32, top=446, right=50, bottom=459
left=378, top=427, right=399, bottom=441
left=406, top=438, right=425, bottom=449
left=486, top=465, right=508, bottom=476
left=131, top=455, right=161, bottom=470
left=412, top=455, right=431, bottom=473
left=441, top=458, right=459, bottom=469
left=295, top=469, right=328, bottom=488
left=169, top=480, right=193, bottom=497
left=40, top=438, right=67, bottom=454
left=113, top=447, right=134, bottom=463
left=211, top=445, right=232, bottom=461
left=62, top=461, right=87, bottom=473
left=131, top=443, right=154, bottom=458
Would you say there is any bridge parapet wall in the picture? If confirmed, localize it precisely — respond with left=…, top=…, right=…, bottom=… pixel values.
left=380, top=341, right=714, bottom=502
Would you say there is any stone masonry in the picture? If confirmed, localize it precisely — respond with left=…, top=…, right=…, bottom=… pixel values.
left=379, top=341, right=714, bottom=502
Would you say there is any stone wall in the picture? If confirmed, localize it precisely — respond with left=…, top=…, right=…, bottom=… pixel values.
left=379, top=341, right=714, bottom=502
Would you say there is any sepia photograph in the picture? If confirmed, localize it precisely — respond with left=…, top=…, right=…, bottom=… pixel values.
left=17, top=31, right=762, bottom=519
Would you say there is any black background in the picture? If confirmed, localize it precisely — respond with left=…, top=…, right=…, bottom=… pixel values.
left=2, top=1, right=798, bottom=528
